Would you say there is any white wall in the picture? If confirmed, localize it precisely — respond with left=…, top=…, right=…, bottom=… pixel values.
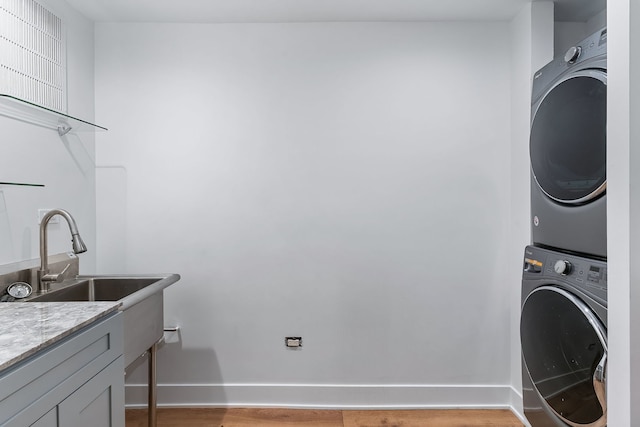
left=0, top=0, right=97, bottom=273
left=95, top=22, right=514, bottom=407
left=554, top=8, right=606, bottom=57
left=508, top=2, right=554, bottom=419
left=607, top=0, right=640, bottom=423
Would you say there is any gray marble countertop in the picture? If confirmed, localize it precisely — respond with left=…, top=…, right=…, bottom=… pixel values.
left=0, top=302, right=121, bottom=372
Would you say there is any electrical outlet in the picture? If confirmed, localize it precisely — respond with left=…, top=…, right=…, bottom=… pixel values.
left=38, top=209, right=59, bottom=224
left=285, top=337, right=302, bottom=348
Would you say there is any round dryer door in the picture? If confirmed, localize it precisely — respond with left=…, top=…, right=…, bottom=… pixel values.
left=521, top=286, right=607, bottom=427
left=530, top=70, right=607, bottom=204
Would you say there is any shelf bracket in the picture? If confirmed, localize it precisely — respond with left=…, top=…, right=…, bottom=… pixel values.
left=57, top=124, right=72, bottom=136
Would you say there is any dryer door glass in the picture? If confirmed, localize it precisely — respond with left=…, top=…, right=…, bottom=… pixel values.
left=521, top=286, right=607, bottom=427
left=530, top=71, right=607, bottom=204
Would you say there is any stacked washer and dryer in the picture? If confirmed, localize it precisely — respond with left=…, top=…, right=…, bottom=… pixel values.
left=520, top=28, right=608, bottom=427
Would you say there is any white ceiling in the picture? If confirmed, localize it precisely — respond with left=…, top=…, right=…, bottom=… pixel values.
left=63, top=0, right=606, bottom=23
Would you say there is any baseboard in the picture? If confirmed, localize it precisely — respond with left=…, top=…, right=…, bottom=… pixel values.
left=125, top=383, right=515, bottom=409
left=508, top=386, right=530, bottom=427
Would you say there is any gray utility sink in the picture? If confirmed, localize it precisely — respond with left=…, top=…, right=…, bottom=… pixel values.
left=27, top=274, right=180, bottom=367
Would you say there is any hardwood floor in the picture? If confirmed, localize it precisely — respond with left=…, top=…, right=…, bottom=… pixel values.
left=343, top=410, right=524, bottom=427
left=125, top=408, right=525, bottom=427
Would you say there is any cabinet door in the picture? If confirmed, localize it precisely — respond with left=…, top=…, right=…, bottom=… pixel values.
left=30, top=408, right=57, bottom=427
left=58, top=357, right=125, bottom=427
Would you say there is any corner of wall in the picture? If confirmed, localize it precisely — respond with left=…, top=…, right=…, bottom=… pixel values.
left=508, top=2, right=554, bottom=423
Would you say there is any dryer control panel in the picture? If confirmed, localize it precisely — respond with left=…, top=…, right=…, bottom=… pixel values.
left=531, top=27, right=607, bottom=103
left=563, top=27, right=607, bottom=64
left=523, top=245, right=607, bottom=302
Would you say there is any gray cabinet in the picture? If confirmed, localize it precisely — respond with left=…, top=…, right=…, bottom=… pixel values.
left=58, top=355, right=124, bottom=427
left=0, top=313, right=124, bottom=427
left=31, top=409, right=56, bottom=427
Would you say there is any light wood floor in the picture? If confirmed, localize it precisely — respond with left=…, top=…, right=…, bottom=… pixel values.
left=125, top=408, right=525, bottom=427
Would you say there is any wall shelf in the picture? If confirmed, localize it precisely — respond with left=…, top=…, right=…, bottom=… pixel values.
left=0, top=95, right=107, bottom=136
left=0, top=182, right=45, bottom=188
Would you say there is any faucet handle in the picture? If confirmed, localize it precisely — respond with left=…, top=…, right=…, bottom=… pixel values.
left=41, top=263, right=71, bottom=283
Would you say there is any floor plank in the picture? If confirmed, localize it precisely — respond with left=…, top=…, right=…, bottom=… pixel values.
left=126, top=408, right=227, bottom=427
left=126, top=408, right=524, bottom=427
left=212, top=408, right=344, bottom=426
left=126, top=408, right=344, bottom=427
left=342, top=409, right=524, bottom=427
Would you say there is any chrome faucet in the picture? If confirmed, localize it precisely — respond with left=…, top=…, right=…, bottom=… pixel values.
left=37, top=209, right=87, bottom=293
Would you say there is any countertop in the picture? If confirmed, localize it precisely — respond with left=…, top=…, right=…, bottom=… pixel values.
left=0, top=301, right=121, bottom=372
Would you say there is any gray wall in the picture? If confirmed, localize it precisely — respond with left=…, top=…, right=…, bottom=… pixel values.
left=94, top=21, right=516, bottom=407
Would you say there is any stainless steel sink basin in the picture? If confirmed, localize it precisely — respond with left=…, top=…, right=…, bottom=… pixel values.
left=31, top=277, right=159, bottom=305
left=27, top=274, right=180, bottom=367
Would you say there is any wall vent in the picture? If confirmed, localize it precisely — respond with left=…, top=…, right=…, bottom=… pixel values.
left=0, top=0, right=65, bottom=112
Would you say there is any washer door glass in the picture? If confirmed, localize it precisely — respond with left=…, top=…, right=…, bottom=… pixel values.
left=521, top=286, right=607, bottom=427
left=530, top=70, right=607, bottom=204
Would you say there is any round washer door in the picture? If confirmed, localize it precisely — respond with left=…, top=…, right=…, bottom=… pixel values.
left=530, top=70, right=607, bottom=204
left=521, top=286, right=607, bottom=427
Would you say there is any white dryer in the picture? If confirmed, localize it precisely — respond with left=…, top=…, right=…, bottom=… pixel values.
left=530, top=28, right=607, bottom=258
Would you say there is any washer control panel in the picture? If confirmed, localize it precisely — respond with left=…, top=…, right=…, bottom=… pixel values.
left=523, top=245, right=607, bottom=295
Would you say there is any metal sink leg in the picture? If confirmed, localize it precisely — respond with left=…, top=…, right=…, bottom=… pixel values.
left=147, top=327, right=178, bottom=427
left=148, top=339, right=160, bottom=427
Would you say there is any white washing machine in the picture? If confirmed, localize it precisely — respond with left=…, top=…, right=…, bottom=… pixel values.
left=521, top=245, right=607, bottom=427
left=530, top=28, right=607, bottom=259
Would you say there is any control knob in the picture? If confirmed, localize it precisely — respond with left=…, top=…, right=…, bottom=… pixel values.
left=554, top=260, right=572, bottom=275
left=564, top=46, right=582, bottom=64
